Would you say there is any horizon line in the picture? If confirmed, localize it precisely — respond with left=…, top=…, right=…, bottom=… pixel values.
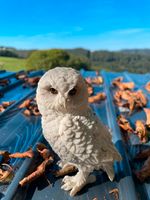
left=1, top=46, right=150, bottom=52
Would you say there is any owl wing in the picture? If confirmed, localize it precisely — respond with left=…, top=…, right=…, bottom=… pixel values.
left=91, top=111, right=122, bottom=162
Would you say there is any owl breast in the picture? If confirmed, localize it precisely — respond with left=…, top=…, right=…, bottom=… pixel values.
left=41, top=112, right=74, bottom=162
left=58, top=112, right=99, bottom=167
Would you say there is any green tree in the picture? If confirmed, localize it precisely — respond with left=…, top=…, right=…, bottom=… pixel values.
left=26, top=49, right=91, bottom=71
left=67, top=55, right=90, bottom=70
left=26, top=49, right=70, bottom=70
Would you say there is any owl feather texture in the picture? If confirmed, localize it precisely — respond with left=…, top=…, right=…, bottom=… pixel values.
left=36, top=67, right=122, bottom=196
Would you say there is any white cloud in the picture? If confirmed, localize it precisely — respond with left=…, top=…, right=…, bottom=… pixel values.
left=110, top=28, right=146, bottom=35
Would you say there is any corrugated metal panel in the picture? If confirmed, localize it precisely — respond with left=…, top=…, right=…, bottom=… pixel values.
left=102, top=70, right=150, bottom=200
left=0, top=69, right=150, bottom=200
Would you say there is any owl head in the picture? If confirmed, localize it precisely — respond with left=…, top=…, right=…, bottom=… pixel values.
left=36, top=67, right=88, bottom=115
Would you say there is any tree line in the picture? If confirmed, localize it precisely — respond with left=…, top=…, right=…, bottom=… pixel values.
left=1, top=47, right=150, bottom=73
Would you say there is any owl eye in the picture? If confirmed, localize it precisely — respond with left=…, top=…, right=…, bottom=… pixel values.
left=68, top=87, right=77, bottom=96
left=49, top=88, right=58, bottom=94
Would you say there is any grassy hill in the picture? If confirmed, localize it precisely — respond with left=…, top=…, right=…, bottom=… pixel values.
left=0, top=56, right=26, bottom=71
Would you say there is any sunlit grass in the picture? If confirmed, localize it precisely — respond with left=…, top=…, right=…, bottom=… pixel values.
left=0, top=56, right=26, bottom=71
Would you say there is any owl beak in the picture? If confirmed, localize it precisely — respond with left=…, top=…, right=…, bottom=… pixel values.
left=63, top=100, right=66, bottom=109
left=61, top=96, right=66, bottom=109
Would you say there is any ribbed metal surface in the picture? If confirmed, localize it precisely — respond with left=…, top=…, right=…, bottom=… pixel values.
left=0, top=69, right=150, bottom=200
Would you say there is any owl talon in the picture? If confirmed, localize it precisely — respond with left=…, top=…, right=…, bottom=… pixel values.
left=62, top=175, right=70, bottom=183
left=61, top=183, right=72, bottom=191
left=70, top=186, right=82, bottom=197
left=69, top=175, right=96, bottom=196
left=61, top=171, right=93, bottom=196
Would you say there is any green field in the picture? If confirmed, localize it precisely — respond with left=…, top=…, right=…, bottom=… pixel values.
left=0, top=57, right=26, bottom=71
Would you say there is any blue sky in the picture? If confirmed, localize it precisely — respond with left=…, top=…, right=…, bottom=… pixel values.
left=0, top=0, right=150, bottom=50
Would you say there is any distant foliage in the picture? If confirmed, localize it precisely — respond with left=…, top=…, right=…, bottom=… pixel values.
left=66, top=48, right=91, bottom=59
left=2, top=46, right=150, bottom=73
left=67, top=54, right=90, bottom=70
left=67, top=49, right=150, bottom=73
left=0, top=46, right=35, bottom=58
left=91, top=51, right=150, bottom=73
left=17, top=50, right=36, bottom=58
left=26, top=49, right=90, bottom=70
left=0, top=49, right=18, bottom=58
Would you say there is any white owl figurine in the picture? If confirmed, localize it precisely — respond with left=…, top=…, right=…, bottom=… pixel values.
left=36, top=67, right=122, bottom=196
